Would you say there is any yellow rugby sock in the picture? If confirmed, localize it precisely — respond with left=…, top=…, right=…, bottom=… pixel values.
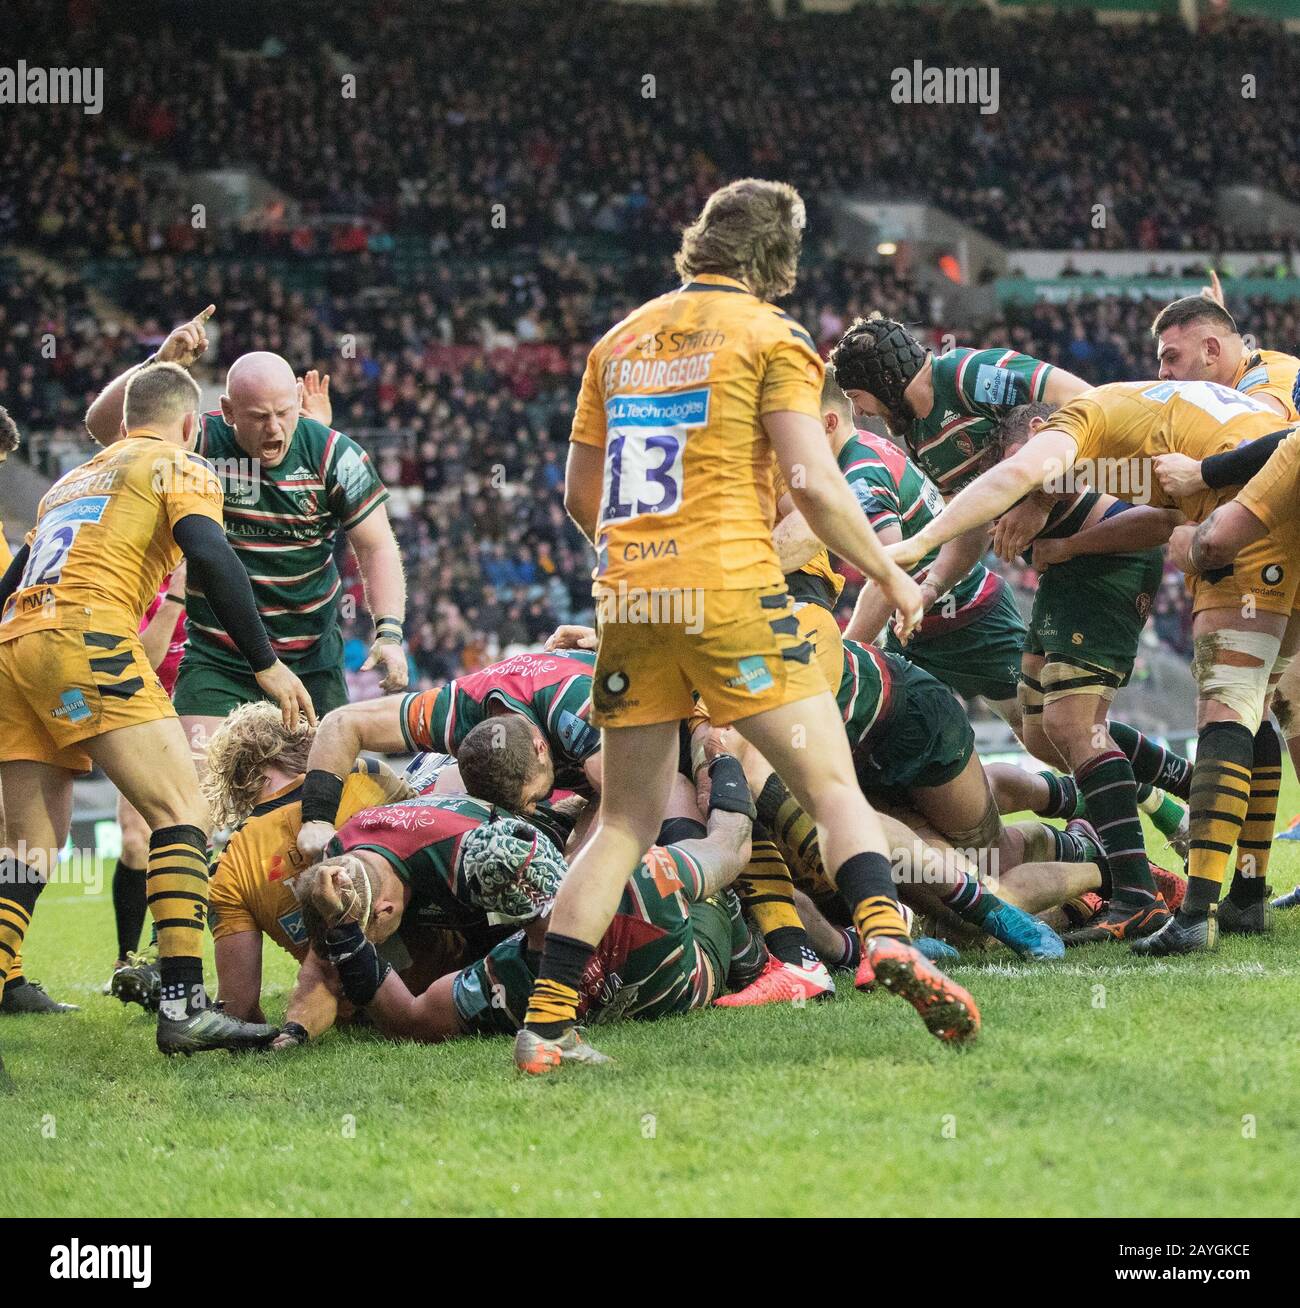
left=755, top=774, right=834, bottom=898
left=1184, top=723, right=1253, bottom=917
left=148, top=825, right=209, bottom=1016
left=0, top=861, right=43, bottom=1005
left=736, top=836, right=813, bottom=966
left=1229, top=724, right=1282, bottom=906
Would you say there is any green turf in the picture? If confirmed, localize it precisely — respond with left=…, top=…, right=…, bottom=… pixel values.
left=5, top=795, right=1300, bottom=1218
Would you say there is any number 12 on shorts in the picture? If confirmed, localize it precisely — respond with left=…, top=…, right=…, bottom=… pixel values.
left=601, top=389, right=709, bottom=523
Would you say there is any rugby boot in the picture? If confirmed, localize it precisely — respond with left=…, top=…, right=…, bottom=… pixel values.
left=856, top=936, right=980, bottom=1044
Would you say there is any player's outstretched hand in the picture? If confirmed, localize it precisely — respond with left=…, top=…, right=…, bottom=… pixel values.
left=157, top=305, right=215, bottom=368
left=299, top=370, right=332, bottom=425
left=992, top=495, right=1052, bottom=562
left=362, top=639, right=409, bottom=692
left=1200, top=269, right=1225, bottom=308
left=255, top=660, right=317, bottom=731
left=881, top=565, right=925, bottom=644
left=296, top=821, right=337, bottom=866
left=545, top=624, right=598, bottom=651
left=1153, top=452, right=1206, bottom=499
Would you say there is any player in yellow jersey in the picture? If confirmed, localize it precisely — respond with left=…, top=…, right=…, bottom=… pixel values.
left=889, top=379, right=1300, bottom=954
left=200, top=701, right=421, bottom=1042
left=1140, top=281, right=1300, bottom=795
left=0, top=406, right=75, bottom=1015
left=514, top=179, right=980, bottom=1075
left=0, top=364, right=314, bottom=1056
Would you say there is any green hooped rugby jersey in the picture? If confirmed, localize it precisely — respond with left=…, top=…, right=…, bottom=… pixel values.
left=399, top=650, right=599, bottom=790
left=453, top=842, right=722, bottom=1031
left=908, top=347, right=1054, bottom=494
left=837, top=637, right=898, bottom=753
left=189, top=412, right=387, bottom=664
left=329, top=793, right=497, bottom=931
left=839, top=430, right=1006, bottom=639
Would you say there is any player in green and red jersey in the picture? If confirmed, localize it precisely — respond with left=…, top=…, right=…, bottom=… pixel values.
left=84, top=309, right=408, bottom=763
left=298, top=757, right=764, bottom=1046
left=818, top=371, right=1026, bottom=720
left=293, top=649, right=602, bottom=864
left=828, top=318, right=1088, bottom=497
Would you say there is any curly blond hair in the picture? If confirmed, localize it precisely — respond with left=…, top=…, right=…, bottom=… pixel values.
left=674, top=178, right=805, bottom=303
left=202, top=701, right=315, bottom=828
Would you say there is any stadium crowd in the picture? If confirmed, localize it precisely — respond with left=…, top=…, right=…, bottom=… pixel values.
left=3, top=0, right=1300, bottom=259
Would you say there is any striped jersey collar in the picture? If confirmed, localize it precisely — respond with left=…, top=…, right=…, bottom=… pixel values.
left=681, top=274, right=752, bottom=294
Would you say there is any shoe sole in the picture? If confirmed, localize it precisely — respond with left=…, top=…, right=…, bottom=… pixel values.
left=869, top=952, right=980, bottom=1044
left=1063, top=906, right=1170, bottom=947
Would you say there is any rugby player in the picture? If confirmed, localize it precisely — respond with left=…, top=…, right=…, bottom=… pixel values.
left=968, top=402, right=1188, bottom=944
left=0, top=406, right=76, bottom=1015
left=1139, top=285, right=1300, bottom=785
left=199, top=701, right=413, bottom=1023
left=84, top=308, right=408, bottom=764
left=103, top=564, right=190, bottom=1008
left=826, top=316, right=1090, bottom=732
left=0, top=363, right=314, bottom=1053
left=809, top=366, right=1029, bottom=726
left=293, top=647, right=601, bottom=864
left=517, top=179, right=979, bottom=1075
left=282, top=794, right=573, bottom=1048
left=887, top=379, right=1300, bottom=953
left=298, top=758, right=764, bottom=1043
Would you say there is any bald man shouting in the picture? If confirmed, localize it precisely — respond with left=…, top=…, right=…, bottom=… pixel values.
left=86, top=308, right=407, bottom=766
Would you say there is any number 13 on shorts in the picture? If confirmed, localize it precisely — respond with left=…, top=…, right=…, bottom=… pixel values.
left=601, top=390, right=709, bottom=523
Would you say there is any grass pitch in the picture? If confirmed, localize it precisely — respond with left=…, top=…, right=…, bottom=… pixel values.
left=5, top=790, right=1300, bottom=1219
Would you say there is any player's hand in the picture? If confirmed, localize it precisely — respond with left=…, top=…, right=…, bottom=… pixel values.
left=1167, top=523, right=1197, bottom=574
left=885, top=535, right=929, bottom=571
left=295, top=820, right=337, bottom=866
left=362, top=639, right=409, bottom=691
left=157, top=305, right=214, bottom=368
left=880, top=565, right=925, bottom=645
left=255, top=660, right=317, bottom=731
left=1031, top=536, right=1072, bottom=569
left=299, top=370, right=332, bottom=425
left=1200, top=269, right=1225, bottom=309
left=1153, top=452, right=1206, bottom=499
left=992, top=496, right=1052, bottom=562
left=544, top=624, right=598, bottom=651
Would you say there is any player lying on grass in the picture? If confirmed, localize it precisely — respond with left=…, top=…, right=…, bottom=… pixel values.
left=269, top=778, right=580, bottom=1048
left=0, top=364, right=314, bottom=1057
left=887, top=378, right=1300, bottom=954
left=293, top=648, right=601, bottom=866
left=722, top=730, right=1187, bottom=968
left=546, top=619, right=1089, bottom=999
left=296, top=755, right=771, bottom=1045
left=192, top=702, right=414, bottom=1022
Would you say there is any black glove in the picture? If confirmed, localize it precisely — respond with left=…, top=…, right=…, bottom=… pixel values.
left=707, top=754, right=756, bottom=820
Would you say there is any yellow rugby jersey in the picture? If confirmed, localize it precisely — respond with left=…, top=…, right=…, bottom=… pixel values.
left=0, top=431, right=223, bottom=644
left=1233, top=349, right=1300, bottom=421
left=1049, top=380, right=1293, bottom=519
left=570, top=274, right=824, bottom=590
left=0, top=525, right=11, bottom=574
left=209, top=762, right=405, bottom=957
left=1238, top=429, right=1300, bottom=533
left=772, top=461, right=845, bottom=605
